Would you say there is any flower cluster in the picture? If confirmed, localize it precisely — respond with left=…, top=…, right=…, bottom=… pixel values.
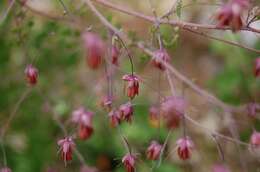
left=216, top=0, right=249, bottom=32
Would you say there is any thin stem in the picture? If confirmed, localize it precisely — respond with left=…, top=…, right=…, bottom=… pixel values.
left=0, top=0, right=15, bottom=24
left=57, top=0, right=70, bottom=15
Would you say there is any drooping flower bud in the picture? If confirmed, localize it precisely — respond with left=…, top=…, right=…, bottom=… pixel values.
left=216, top=0, right=248, bottom=32
left=146, top=141, right=162, bottom=160
left=254, top=57, right=260, bottom=77
left=161, top=96, right=186, bottom=129
left=57, top=137, right=75, bottom=165
left=72, top=107, right=94, bottom=140
left=250, top=131, right=260, bottom=148
left=108, top=109, right=121, bottom=128
left=0, top=167, right=12, bottom=172
left=25, top=64, right=38, bottom=86
left=152, top=49, right=170, bottom=71
left=212, top=164, right=230, bottom=172
left=122, top=153, right=135, bottom=172
left=111, top=45, right=120, bottom=65
left=176, top=136, right=194, bottom=160
left=82, top=32, right=105, bottom=69
left=148, top=106, right=160, bottom=128
left=119, top=102, right=134, bottom=123
left=122, top=74, right=139, bottom=99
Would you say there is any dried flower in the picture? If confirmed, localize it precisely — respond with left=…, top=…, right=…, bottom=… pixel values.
left=119, top=102, right=134, bottom=123
left=122, top=153, right=135, bottom=172
left=146, top=141, right=162, bottom=160
left=254, top=57, right=260, bottom=77
left=72, top=107, right=94, bottom=140
left=57, top=137, right=75, bottom=165
left=108, top=109, right=121, bottom=127
left=82, top=32, right=105, bottom=69
left=152, top=49, right=170, bottom=71
left=216, top=0, right=248, bottom=32
left=176, top=136, right=194, bottom=160
left=25, top=64, right=38, bottom=85
left=122, top=74, right=139, bottom=99
left=161, top=96, right=186, bottom=129
left=212, top=164, right=230, bottom=172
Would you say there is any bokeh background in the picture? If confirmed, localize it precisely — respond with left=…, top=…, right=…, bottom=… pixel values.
left=0, top=0, right=259, bottom=172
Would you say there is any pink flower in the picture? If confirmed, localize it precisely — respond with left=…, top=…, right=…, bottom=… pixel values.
left=122, top=74, right=139, bottom=99
left=212, top=164, right=230, bottom=172
left=122, top=153, right=135, bottom=172
left=152, top=49, right=170, bottom=71
left=119, top=102, right=134, bottom=123
left=254, top=57, right=260, bottom=77
left=112, top=45, right=120, bottom=65
left=72, top=107, right=94, bottom=140
left=0, top=167, right=12, bottom=172
left=108, top=109, right=121, bottom=127
left=216, top=0, right=248, bottom=32
left=82, top=32, right=105, bottom=69
left=25, top=64, right=38, bottom=85
left=57, top=137, right=75, bottom=165
left=161, top=96, right=186, bottom=129
left=250, top=131, right=260, bottom=148
left=146, top=141, right=162, bottom=160
left=176, top=137, right=194, bottom=160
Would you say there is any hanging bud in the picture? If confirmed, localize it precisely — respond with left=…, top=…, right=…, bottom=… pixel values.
left=148, top=106, right=160, bottom=128
left=176, top=136, right=194, bottom=160
left=72, top=107, right=94, bottom=140
left=146, top=141, right=162, bottom=160
left=212, top=164, right=230, bottom=172
left=82, top=32, right=105, bottom=69
left=57, top=137, right=75, bottom=165
left=119, top=102, right=134, bottom=123
left=254, top=57, right=260, bottom=77
left=112, top=45, right=120, bottom=65
left=152, top=49, right=170, bottom=71
left=108, top=109, right=121, bottom=127
left=122, top=74, right=140, bottom=99
left=122, top=153, right=135, bottom=172
left=0, top=167, right=12, bottom=172
left=216, top=0, right=248, bottom=32
left=25, top=64, right=38, bottom=86
left=161, top=96, right=186, bottom=129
